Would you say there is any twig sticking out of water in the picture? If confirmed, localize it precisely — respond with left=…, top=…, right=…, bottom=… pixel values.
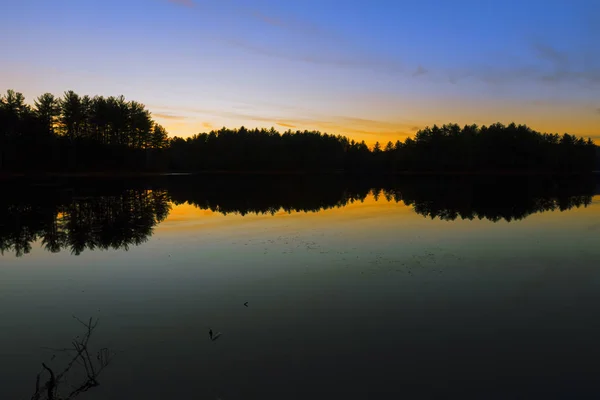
left=31, top=316, right=114, bottom=400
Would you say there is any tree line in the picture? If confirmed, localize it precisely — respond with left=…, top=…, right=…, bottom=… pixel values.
left=1, top=88, right=598, bottom=174
left=0, top=89, right=169, bottom=172
left=1, top=175, right=596, bottom=257
left=169, top=124, right=598, bottom=173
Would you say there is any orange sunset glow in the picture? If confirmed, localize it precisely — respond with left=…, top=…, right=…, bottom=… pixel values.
left=2, top=0, right=598, bottom=145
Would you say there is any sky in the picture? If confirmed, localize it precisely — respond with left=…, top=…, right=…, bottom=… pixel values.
left=1, top=0, right=599, bottom=144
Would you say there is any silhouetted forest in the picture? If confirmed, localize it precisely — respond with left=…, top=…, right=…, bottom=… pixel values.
left=1, top=175, right=596, bottom=257
left=0, top=90, right=169, bottom=172
left=169, top=125, right=598, bottom=174
left=1, top=89, right=598, bottom=174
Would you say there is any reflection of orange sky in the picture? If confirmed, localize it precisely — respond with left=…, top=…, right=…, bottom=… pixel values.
left=157, top=193, right=600, bottom=235
left=157, top=192, right=414, bottom=233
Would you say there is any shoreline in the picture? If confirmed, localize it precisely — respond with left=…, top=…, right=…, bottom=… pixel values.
left=0, top=170, right=598, bottom=180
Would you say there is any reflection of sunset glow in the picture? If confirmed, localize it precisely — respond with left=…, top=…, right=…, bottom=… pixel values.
left=157, top=193, right=600, bottom=237
left=166, top=202, right=218, bottom=220
left=1, top=187, right=597, bottom=259
left=157, top=192, right=415, bottom=233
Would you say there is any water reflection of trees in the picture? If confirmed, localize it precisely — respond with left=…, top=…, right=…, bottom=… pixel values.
left=166, top=176, right=375, bottom=216
left=0, top=175, right=596, bottom=257
left=165, top=174, right=596, bottom=222
left=375, top=176, right=596, bottom=222
left=0, top=187, right=170, bottom=257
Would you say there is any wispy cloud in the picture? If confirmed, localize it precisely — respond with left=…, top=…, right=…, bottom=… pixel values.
left=596, top=107, right=600, bottom=115
left=251, top=11, right=283, bottom=28
left=152, top=104, right=416, bottom=139
left=412, top=65, right=428, bottom=77
left=167, top=0, right=340, bottom=43
left=223, top=35, right=598, bottom=87
left=442, top=42, right=600, bottom=88
left=248, top=10, right=340, bottom=42
left=166, top=1, right=406, bottom=76
left=168, top=0, right=195, bottom=7
left=533, top=42, right=569, bottom=66
left=533, top=42, right=600, bottom=85
left=221, top=38, right=405, bottom=74
left=153, top=112, right=187, bottom=121
left=330, top=115, right=413, bottom=132
left=277, top=122, right=296, bottom=128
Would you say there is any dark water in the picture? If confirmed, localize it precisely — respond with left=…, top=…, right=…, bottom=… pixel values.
left=1, top=175, right=600, bottom=399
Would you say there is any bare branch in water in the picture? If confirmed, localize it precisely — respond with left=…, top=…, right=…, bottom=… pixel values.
left=30, top=316, right=114, bottom=400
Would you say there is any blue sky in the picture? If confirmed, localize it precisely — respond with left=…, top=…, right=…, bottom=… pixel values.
left=1, top=0, right=599, bottom=143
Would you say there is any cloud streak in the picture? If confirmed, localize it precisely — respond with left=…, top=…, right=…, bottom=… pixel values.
left=277, top=122, right=296, bottom=128
left=442, top=42, right=600, bottom=88
left=168, top=0, right=195, bottom=7
left=221, top=38, right=405, bottom=74
left=412, top=65, right=428, bottom=77
left=153, top=112, right=188, bottom=120
left=153, top=104, right=416, bottom=139
left=533, top=42, right=568, bottom=66
left=167, top=0, right=340, bottom=43
left=166, top=1, right=409, bottom=77
left=247, top=9, right=341, bottom=42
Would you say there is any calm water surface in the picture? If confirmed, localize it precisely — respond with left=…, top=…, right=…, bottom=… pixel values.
left=1, top=176, right=600, bottom=399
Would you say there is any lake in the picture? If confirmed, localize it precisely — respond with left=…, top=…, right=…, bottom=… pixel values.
left=1, top=174, right=600, bottom=399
